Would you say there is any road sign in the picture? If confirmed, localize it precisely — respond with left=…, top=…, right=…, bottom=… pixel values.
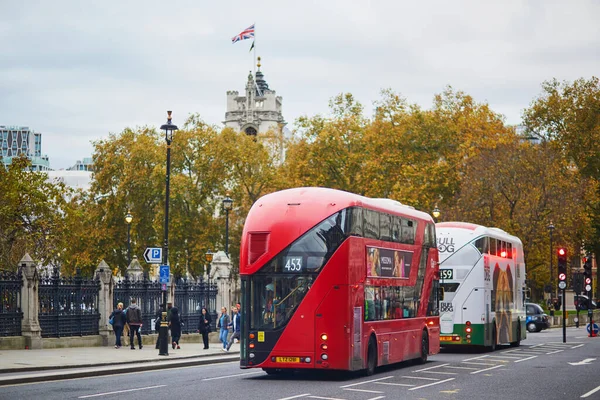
left=586, top=323, right=599, bottom=335
left=585, top=284, right=592, bottom=292
left=161, top=283, right=167, bottom=291
left=558, top=273, right=566, bottom=281
left=159, top=265, right=170, bottom=284
left=144, top=247, right=162, bottom=264
left=558, top=281, right=567, bottom=290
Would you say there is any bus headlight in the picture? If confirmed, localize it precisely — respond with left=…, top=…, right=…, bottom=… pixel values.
left=305, top=357, right=311, bottom=363
left=249, top=353, right=255, bottom=358
left=321, top=354, right=328, bottom=360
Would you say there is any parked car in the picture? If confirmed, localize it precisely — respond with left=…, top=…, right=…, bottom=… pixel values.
left=575, top=294, right=598, bottom=311
left=525, top=303, right=550, bottom=333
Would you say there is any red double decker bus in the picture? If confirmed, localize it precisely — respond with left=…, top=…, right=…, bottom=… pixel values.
left=239, top=187, right=440, bottom=375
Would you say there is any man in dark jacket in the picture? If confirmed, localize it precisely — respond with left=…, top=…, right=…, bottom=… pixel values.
left=126, top=299, right=143, bottom=350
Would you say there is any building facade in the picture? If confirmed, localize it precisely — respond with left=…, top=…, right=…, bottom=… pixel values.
left=68, top=157, right=94, bottom=172
left=1, top=125, right=51, bottom=171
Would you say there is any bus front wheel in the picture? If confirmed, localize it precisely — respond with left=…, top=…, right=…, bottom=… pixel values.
left=366, top=337, right=377, bottom=376
left=488, top=326, right=497, bottom=352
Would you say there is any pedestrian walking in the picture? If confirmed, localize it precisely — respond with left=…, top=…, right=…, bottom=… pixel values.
left=217, top=306, right=230, bottom=351
left=126, top=298, right=143, bottom=350
left=109, top=302, right=127, bottom=348
left=169, top=306, right=182, bottom=349
left=198, top=307, right=212, bottom=350
left=226, top=306, right=241, bottom=352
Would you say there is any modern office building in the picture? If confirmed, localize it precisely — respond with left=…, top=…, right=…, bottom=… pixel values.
left=1, top=125, right=51, bottom=171
left=68, top=157, right=94, bottom=172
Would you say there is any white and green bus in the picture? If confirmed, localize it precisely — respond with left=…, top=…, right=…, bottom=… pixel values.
left=436, top=222, right=526, bottom=350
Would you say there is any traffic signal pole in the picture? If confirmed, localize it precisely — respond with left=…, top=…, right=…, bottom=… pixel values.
left=562, top=286, right=566, bottom=343
left=557, top=248, right=567, bottom=343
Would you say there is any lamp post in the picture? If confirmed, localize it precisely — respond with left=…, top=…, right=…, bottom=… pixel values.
left=158, top=111, right=178, bottom=356
left=548, top=222, right=555, bottom=301
left=205, top=250, right=214, bottom=315
left=222, top=197, right=233, bottom=256
left=432, top=206, right=440, bottom=223
left=125, top=210, right=133, bottom=266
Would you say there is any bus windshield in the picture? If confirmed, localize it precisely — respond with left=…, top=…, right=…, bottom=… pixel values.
left=249, top=209, right=349, bottom=330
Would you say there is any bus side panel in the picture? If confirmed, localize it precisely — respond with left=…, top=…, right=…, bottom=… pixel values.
left=315, top=285, right=351, bottom=370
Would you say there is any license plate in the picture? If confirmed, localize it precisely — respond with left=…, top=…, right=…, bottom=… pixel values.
left=275, top=357, right=300, bottom=363
left=440, top=336, right=454, bottom=341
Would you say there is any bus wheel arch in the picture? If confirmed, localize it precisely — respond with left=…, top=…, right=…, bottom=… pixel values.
left=488, top=322, right=497, bottom=352
left=365, top=334, right=377, bottom=376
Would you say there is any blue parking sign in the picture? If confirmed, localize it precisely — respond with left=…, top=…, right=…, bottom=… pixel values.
left=159, top=265, right=170, bottom=284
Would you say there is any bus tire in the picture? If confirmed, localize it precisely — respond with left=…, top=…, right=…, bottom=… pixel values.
left=510, top=321, right=521, bottom=347
left=366, top=337, right=377, bottom=376
left=418, top=329, right=429, bottom=364
left=488, top=326, right=497, bottom=352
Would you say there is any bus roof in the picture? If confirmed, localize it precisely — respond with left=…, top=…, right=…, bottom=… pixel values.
left=436, top=221, right=522, bottom=244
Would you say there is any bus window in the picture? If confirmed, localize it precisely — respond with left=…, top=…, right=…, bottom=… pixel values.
left=391, top=216, right=401, bottom=242
left=489, top=238, right=497, bottom=255
left=474, top=237, right=489, bottom=254
left=364, top=209, right=379, bottom=239
left=401, top=219, right=415, bottom=244
left=440, top=282, right=460, bottom=292
left=424, top=223, right=436, bottom=248
left=380, top=213, right=391, bottom=241
left=349, top=207, right=363, bottom=236
left=427, top=279, right=441, bottom=316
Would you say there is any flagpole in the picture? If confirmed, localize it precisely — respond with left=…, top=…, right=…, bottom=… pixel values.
left=253, top=23, right=256, bottom=80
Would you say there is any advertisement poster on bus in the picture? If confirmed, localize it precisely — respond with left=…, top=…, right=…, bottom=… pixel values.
left=367, top=246, right=412, bottom=278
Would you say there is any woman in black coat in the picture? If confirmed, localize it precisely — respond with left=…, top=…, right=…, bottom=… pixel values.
left=198, top=307, right=212, bottom=349
left=169, top=306, right=182, bottom=349
left=109, top=302, right=127, bottom=348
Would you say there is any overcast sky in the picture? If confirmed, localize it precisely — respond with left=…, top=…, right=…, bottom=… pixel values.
left=1, top=1, right=598, bottom=169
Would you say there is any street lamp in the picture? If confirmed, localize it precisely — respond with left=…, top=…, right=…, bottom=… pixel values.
left=205, top=250, right=214, bottom=282
left=548, top=221, right=555, bottom=300
left=432, top=206, right=440, bottom=223
left=158, top=111, right=178, bottom=356
left=222, top=197, right=233, bottom=256
left=125, top=210, right=133, bottom=266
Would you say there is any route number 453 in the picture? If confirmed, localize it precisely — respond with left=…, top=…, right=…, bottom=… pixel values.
left=284, top=257, right=303, bottom=272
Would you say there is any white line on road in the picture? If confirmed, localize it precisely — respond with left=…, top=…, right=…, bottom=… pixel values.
left=461, top=362, right=498, bottom=366
left=423, top=371, right=457, bottom=375
left=408, top=378, right=455, bottom=391
left=344, top=388, right=384, bottom=394
left=485, top=354, right=523, bottom=359
left=470, top=365, right=504, bottom=374
left=443, top=365, right=479, bottom=370
left=308, top=396, right=346, bottom=400
left=400, top=376, right=440, bottom=381
left=277, top=394, right=311, bottom=400
left=376, top=382, right=415, bottom=387
left=581, top=385, right=600, bottom=398
left=340, top=376, right=393, bottom=388
left=572, top=344, right=585, bottom=349
left=366, top=396, right=386, bottom=400
left=202, top=371, right=263, bottom=381
left=414, top=363, right=449, bottom=372
left=514, top=356, right=537, bottom=363
left=546, top=350, right=564, bottom=355
left=462, top=355, right=488, bottom=362
left=78, top=385, right=167, bottom=398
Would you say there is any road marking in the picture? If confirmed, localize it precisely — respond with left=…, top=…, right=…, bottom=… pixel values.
left=546, top=350, right=563, bottom=355
left=278, top=394, right=310, bottom=400
left=408, top=377, right=455, bottom=391
left=400, top=375, right=440, bottom=381
left=202, top=371, right=263, bottom=380
left=423, top=371, right=457, bottom=375
left=376, top=382, right=415, bottom=387
left=308, top=397, right=346, bottom=400
left=366, top=396, right=386, bottom=400
left=572, top=344, right=585, bottom=349
left=344, top=388, right=384, bottom=394
left=462, top=355, right=488, bottom=362
left=470, top=365, right=503, bottom=374
left=581, top=385, right=600, bottom=398
left=514, top=356, right=537, bottom=363
left=414, top=363, right=449, bottom=372
left=485, top=354, right=523, bottom=359
left=340, top=376, right=393, bottom=388
left=78, top=385, right=166, bottom=398
left=461, top=362, right=498, bottom=366
left=569, top=358, right=596, bottom=366
left=443, top=365, right=479, bottom=370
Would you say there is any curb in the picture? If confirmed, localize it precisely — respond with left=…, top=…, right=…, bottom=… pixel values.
left=0, top=354, right=240, bottom=386
left=1, top=351, right=239, bottom=374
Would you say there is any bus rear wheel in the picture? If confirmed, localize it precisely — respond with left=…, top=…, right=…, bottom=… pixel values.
left=488, top=326, right=497, bottom=352
left=418, top=330, right=429, bottom=364
left=366, top=337, right=377, bottom=376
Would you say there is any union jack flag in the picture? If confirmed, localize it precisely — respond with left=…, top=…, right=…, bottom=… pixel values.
left=232, top=24, right=255, bottom=44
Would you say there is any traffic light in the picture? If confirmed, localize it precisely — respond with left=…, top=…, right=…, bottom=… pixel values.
left=583, top=255, right=592, bottom=279
left=557, top=248, right=567, bottom=281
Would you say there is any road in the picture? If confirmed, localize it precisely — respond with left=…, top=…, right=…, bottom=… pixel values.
left=1, top=327, right=599, bottom=400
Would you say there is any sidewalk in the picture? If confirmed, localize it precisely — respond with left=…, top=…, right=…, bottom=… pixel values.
left=0, top=342, right=240, bottom=386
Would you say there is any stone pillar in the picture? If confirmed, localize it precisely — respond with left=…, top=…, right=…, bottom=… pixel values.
left=212, top=251, right=232, bottom=312
left=126, top=256, right=144, bottom=281
left=95, top=260, right=114, bottom=346
left=18, top=253, right=42, bottom=349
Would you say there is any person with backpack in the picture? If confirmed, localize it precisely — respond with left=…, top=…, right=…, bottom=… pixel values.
left=109, top=302, right=127, bottom=348
left=126, top=299, right=143, bottom=350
